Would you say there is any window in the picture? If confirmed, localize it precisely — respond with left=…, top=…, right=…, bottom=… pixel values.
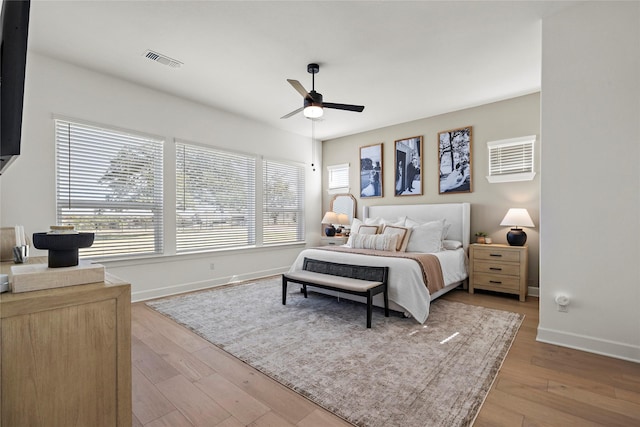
left=176, top=142, right=256, bottom=252
left=487, top=135, right=536, bottom=183
left=55, top=119, right=164, bottom=257
left=263, top=159, right=305, bottom=245
left=327, top=163, right=349, bottom=194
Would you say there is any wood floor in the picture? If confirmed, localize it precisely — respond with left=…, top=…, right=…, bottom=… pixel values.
left=131, top=288, right=640, bottom=427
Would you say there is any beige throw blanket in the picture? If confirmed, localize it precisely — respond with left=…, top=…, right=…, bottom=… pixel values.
left=316, top=246, right=445, bottom=295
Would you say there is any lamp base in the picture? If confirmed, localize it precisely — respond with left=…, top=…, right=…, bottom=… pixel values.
left=325, top=226, right=336, bottom=237
left=506, top=228, right=527, bottom=246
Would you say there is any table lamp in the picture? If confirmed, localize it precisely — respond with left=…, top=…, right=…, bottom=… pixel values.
left=500, top=208, right=535, bottom=246
left=321, top=211, right=339, bottom=236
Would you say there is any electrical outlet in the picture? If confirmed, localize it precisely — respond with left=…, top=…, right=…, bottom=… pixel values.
left=209, top=263, right=215, bottom=270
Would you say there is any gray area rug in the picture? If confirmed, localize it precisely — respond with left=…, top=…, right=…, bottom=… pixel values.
left=147, top=277, right=523, bottom=427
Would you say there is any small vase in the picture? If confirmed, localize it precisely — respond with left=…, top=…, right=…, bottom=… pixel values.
left=476, top=237, right=485, bottom=244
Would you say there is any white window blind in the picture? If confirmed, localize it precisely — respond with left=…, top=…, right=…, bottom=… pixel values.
left=263, top=159, right=305, bottom=245
left=327, top=163, right=349, bottom=194
left=55, top=120, right=164, bottom=257
left=176, top=142, right=256, bottom=252
left=487, top=135, right=536, bottom=183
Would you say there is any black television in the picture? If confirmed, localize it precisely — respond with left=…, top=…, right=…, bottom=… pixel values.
left=0, top=0, right=30, bottom=175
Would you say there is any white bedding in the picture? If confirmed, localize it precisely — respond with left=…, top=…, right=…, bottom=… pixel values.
left=287, top=247, right=468, bottom=323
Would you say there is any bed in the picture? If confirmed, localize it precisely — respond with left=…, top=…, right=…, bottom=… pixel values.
left=287, top=202, right=470, bottom=323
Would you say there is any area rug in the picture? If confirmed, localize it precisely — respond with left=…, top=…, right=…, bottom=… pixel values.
left=147, top=276, right=523, bottom=427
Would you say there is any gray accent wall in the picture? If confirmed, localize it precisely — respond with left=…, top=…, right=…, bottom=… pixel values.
left=322, top=93, right=541, bottom=288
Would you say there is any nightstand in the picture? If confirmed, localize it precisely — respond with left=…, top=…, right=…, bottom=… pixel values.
left=319, top=236, right=348, bottom=246
left=469, top=243, right=528, bottom=301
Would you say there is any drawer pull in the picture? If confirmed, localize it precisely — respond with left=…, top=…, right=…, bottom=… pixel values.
left=489, top=280, right=502, bottom=284
left=489, top=253, right=503, bottom=257
left=489, top=267, right=502, bottom=271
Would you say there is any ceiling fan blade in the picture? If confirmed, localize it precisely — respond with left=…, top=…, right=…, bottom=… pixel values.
left=287, top=79, right=309, bottom=98
left=323, top=102, right=365, bottom=112
left=280, top=106, right=304, bottom=119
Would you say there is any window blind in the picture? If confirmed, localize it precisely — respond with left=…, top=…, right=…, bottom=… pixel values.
left=176, top=142, right=256, bottom=252
left=487, top=136, right=536, bottom=183
left=327, top=163, right=349, bottom=192
left=55, top=120, right=164, bottom=257
left=262, top=159, right=305, bottom=245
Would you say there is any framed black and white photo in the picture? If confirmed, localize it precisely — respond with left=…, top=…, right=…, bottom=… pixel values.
left=438, top=126, right=472, bottom=194
left=394, top=136, right=422, bottom=196
left=359, top=143, right=383, bottom=198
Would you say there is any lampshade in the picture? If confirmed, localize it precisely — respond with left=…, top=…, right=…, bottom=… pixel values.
left=321, top=211, right=339, bottom=224
left=336, top=213, right=350, bottom=225
left=500, top=208, right=534, bottom=246
left=500, top=208, right=535, bottom=228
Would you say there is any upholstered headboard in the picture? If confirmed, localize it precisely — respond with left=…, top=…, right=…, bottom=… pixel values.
left=362, top=203, right=471, bottom=251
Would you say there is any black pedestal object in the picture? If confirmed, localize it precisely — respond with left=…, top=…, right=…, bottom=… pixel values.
left=506, top=228, right=527, bottom=246
left=32, top=232, right=95, bottom=268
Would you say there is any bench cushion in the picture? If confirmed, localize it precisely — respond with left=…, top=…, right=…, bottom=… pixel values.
left=284, top=270, right=383, bottom=292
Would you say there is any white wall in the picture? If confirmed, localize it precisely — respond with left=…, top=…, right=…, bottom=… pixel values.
left=0, top=53, right=321, bottom=301
left=539, top=1, right=640, bottom=362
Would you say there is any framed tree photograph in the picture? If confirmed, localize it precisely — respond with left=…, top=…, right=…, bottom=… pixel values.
left=394, top=136, right=422, bottom=196
left=359, top=143, right=383, bottom=198
left=438, top=126, right=472, bottom=194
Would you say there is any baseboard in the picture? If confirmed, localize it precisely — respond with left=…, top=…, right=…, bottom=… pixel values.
left=527, top=286, right=539, bottom=297
left=132, top=266, right=288, bottom=302
left=537, top=327, right=640, bottom=363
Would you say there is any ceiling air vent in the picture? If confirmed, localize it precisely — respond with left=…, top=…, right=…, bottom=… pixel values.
left=143, top=50, right=183, bottom=68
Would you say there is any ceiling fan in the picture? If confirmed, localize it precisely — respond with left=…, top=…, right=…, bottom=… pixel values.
left=281, top=63, right=365, bottom=119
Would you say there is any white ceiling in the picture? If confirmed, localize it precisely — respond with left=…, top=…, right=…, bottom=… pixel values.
left=27, top=1, right=572, bottom=140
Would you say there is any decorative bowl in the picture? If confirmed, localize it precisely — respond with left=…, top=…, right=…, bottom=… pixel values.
left=32, top=232, right=95, bottom=268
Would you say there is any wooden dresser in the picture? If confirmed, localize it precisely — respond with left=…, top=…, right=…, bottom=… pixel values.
left=0, top=258, right=132, bottom=426
left=468, top=243, right=528, bottom=302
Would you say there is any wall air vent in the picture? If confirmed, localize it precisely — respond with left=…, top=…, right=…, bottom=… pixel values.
left=143, top=50, right=183, bottom=68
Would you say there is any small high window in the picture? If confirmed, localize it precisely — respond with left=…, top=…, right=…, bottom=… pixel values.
left=486, top=135, right=536, bottom=183
left=327, top=163, right=349, bottom=194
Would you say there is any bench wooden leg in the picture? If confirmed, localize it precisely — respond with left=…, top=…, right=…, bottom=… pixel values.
left=282, top=276, right=287, bottom=305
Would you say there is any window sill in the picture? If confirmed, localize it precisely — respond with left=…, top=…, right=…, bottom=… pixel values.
left=486, top=172, right=536, bottom=183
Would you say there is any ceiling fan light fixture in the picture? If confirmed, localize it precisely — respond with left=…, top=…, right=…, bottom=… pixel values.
left=304, top=105, right=323, bottom=118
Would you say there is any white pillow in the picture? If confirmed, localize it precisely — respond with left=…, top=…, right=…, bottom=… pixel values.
left=443, top=240, right=463, bottom=250
left=405, top=217, right=451, bottom=240
left=382, top=225, right=412, bottom=252
left=358, top=225, right=379, bottom=235
left=346, top=233, right=398, bottom=251
left=405, top=220, right=445, bottom=253
left=350, top=218, right=363, bottom=233
left=364, top=216, right=406, bottom=229
left=349, top=218, right=376, bottom=234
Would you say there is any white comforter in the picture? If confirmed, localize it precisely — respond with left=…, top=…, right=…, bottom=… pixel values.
left=287, top=247, right=468, bottom=323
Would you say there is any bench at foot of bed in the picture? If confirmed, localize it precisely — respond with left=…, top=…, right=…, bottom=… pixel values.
left=282, top=258, right=389, bottom=328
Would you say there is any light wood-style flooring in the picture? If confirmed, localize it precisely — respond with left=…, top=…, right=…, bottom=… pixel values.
left=132, top=288, right=640, bottom=426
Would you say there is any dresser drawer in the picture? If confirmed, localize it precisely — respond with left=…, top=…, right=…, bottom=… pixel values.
left=473, top=260, right=521, bottom=277
left=472, top=248, right=520, bottom=263
left=472, top=273, right=520, bottom=291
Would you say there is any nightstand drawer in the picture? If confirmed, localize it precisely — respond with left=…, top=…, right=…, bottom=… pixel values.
left=473, top=260, right=521, bottom=277
left=472, top=273, right=520, bottom=290
left=472, top=248, right=520, bottom=263
left=320, top=236, right=348, bottom=246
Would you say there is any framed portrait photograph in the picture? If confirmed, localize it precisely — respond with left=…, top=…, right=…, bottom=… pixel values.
left=438, top=126, right=472, bottom=194
left=359, top=143, right=383, bottom=198
left=394, top=136, right=422, bottom=196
